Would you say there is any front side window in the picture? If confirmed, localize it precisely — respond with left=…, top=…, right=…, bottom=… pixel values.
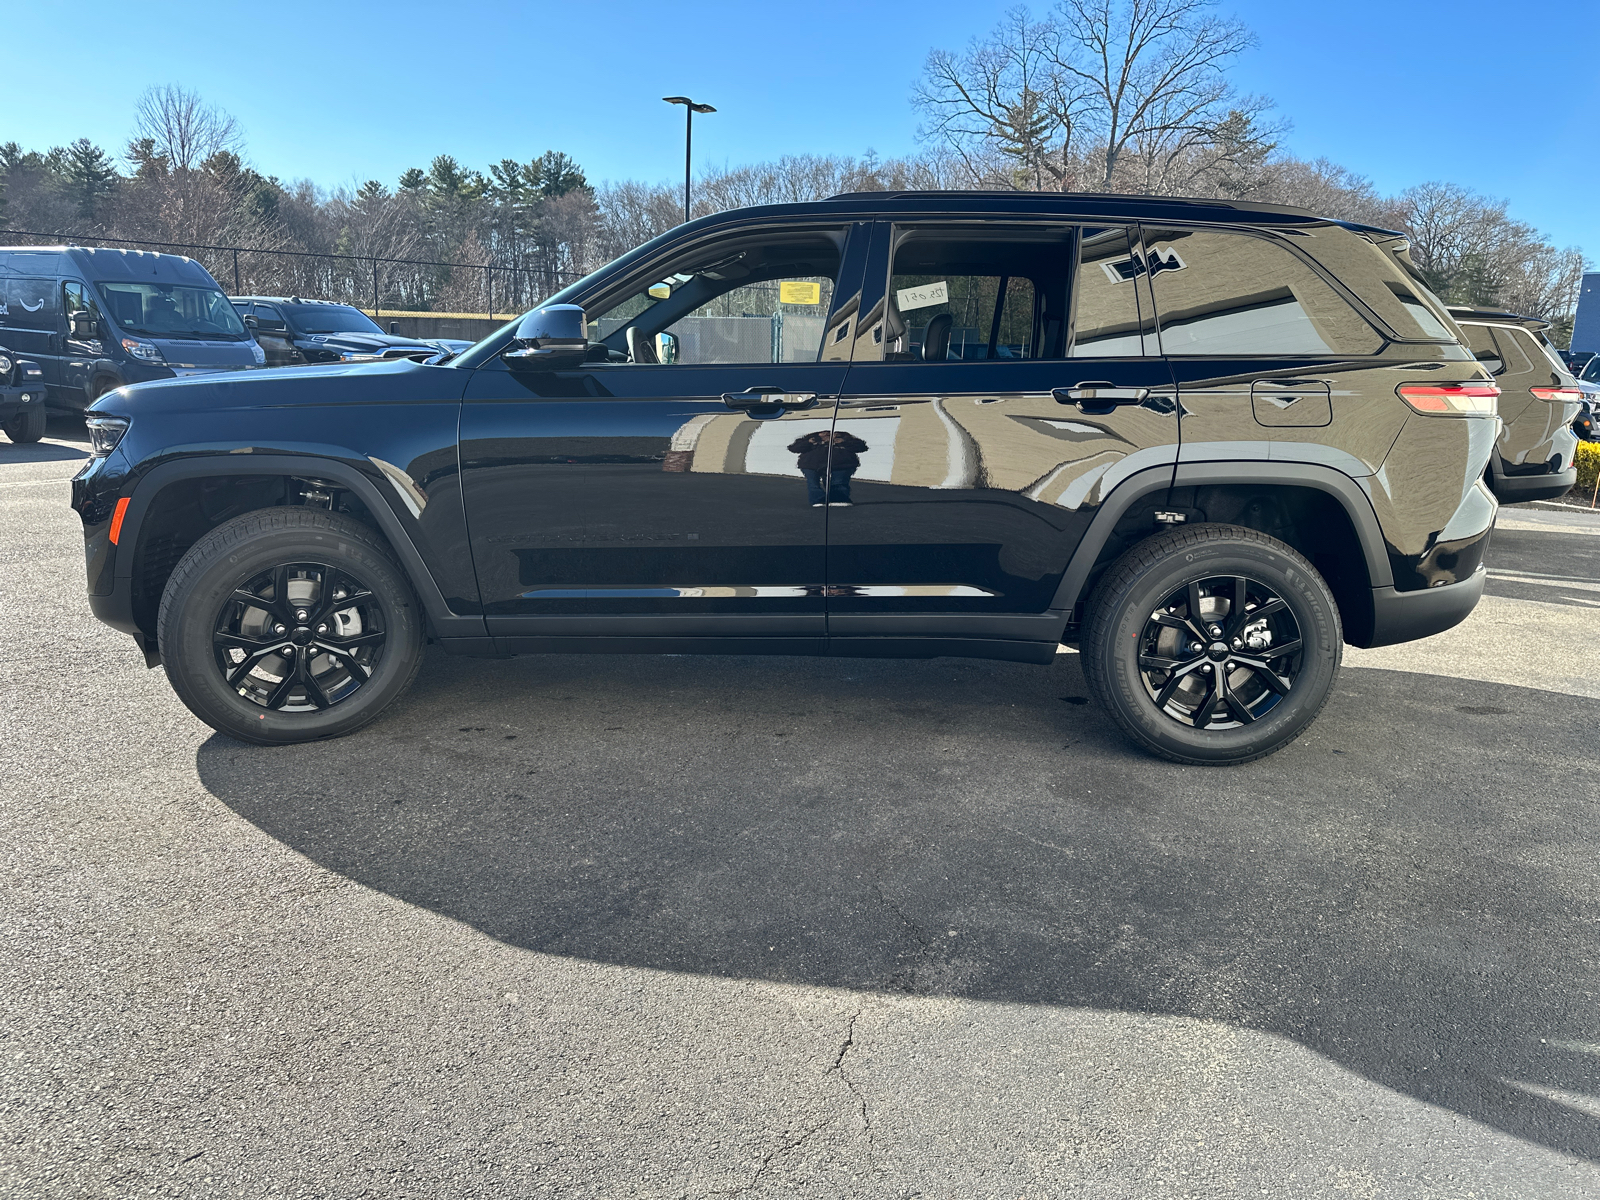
left=585, top=228, right=846, bottom=365
left=62, top=280, right=106, bottom=338
left=1142, top=227, right=1383, bottom=356
left=254, top=304, right=288, bottom=330
left=95, top=281, right=248, bottom=340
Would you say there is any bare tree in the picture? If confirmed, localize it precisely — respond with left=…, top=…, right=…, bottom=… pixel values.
left=914, top=0, right=1269, bottom=193
left=131, top=85, right=243, bottom=173
left=915, top=7, right=1089, bottom=189
left=1397, top=181, right=1591, bottom=320
left=1055, top=0, right=1261, bottom=187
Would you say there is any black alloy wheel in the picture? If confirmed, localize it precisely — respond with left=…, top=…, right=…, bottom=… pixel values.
left=158, top=508, right=423, bottom=745
left=1137, top=575, right=1302, bottom=730
left=214, top=562, right=386, bottom=712
left=1082, top=524, right=1341, bottom=765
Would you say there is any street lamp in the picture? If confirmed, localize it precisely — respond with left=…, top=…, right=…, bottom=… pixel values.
left=662, top=96, right=715, bottom=225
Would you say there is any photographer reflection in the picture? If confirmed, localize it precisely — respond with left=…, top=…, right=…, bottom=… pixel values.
left=789, top=429, right=868, bottom=507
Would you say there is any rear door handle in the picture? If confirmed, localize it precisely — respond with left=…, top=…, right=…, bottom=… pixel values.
left=1052, top=382, right=1151, bottom=414
left=721, top=387, right=817, bottom=410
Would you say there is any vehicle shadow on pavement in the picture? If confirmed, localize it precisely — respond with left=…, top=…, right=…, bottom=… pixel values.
left=0, top=439, right=88, bottom=463
left=196, top=650, right=1600, bottom=1161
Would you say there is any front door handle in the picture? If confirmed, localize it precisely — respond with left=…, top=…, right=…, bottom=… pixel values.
left=721, top=387, right=817, bottom=410
left=1052, top=382, right=1151, bottom=414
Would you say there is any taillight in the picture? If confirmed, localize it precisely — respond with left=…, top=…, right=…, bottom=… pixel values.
left=1530, top=386, right=1583, bottom=402
left=1396, top=383, right=1499, bottom=415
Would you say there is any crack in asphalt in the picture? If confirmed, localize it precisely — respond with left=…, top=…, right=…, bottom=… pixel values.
left=725, top=1006, right=873, bottom=1196
left=872, top=884, right=935, bottom=994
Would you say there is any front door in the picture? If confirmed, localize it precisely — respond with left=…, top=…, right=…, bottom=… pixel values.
left=459, top=220, right=868, bottom=647
left=824, top=222, right=1180, bottom=645
left=61, top=279, right=109, bottom=402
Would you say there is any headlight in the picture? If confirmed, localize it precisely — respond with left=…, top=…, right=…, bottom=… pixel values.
left=0, top=354, right=12, bottom=375
left=251, top=341, right=266, bottom=364
left=121, top=337, right=163, bottom=362
left=86, top=415, right=130, bottom=457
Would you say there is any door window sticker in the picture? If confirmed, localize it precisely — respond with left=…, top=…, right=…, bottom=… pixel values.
left=779, top=281, right=822, bottom=305
left=896, top=281, right=948, bottom=311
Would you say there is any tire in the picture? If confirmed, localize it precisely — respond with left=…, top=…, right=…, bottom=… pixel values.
left=157, top=508, right=425, bottom=745
left=1081, top=523, right=1342, bottom=766
left=2, top=405, right=46, bottom=443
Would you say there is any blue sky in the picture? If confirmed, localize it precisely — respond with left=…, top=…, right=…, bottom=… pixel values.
left=6, top=0, right=1597, bottom=252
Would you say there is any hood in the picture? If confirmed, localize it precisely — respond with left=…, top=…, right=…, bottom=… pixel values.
left=141, top=335, right=259, bottom=368
left=88, top=355, right=465, bottom=418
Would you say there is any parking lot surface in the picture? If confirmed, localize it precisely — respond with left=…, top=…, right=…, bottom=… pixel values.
left=4, top=420, right=1599, bottom=1198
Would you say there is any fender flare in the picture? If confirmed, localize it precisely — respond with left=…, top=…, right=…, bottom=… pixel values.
left=114, top=453, right=483, bottom=638
left=1048, top=460, right=1394, bottom=615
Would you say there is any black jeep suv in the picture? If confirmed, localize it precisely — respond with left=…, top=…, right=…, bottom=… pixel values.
left=73, top=192, right=1497, bottom=765
left=1451, top=306, right=1585, bottom=502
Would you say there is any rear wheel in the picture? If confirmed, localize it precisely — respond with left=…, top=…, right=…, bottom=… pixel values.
left=1081, top=524, right=1342, bottom=765
left=2, top=406, right=46, bottom=443
left=157, top=508, right=424, bottom=745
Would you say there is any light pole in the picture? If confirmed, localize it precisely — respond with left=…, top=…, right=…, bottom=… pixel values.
left=662, top=96, right=715, bottom=224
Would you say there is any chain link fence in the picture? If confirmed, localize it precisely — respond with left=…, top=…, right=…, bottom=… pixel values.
left=0, top=229, right=580, bottom=321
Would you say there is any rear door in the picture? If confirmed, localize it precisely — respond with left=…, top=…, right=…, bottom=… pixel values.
left=824, top=220, right=1178, bottom=648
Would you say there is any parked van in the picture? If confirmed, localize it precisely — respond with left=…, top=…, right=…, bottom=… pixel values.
left=0, top=246, right=264, bottom=411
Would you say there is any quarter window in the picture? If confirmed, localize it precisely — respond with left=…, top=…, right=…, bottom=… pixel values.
left=1142, top=227, right=1383, bottom=356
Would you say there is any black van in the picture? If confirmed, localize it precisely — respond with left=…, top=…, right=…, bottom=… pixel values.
left=0, top=246, right=263, bottom=411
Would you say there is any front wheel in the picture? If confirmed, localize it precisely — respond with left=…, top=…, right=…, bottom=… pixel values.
left=157, top=508, right=424, bottom=745
left=1081, top=524, right=1342, bottom=765
left=2, top=406, right=46, bottom=443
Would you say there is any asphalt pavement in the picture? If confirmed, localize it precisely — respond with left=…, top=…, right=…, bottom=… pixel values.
left=4, top=419, right=1600, bottom=1199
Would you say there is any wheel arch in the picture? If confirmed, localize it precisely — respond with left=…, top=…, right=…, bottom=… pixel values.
left=117, top=454, right=473, bottom=646
left=1053, top=462, right=1393, bottom=648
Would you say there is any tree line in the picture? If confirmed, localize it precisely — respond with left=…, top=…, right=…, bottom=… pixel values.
left=0, top=1, right=1587, bottom=338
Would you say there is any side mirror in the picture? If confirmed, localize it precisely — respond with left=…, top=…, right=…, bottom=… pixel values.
left=505, top=304, right=588, bottom=371
left=243, top=314, right=258, bottom=328
left=657, top=330, right=679, bottom=364
left=70, top=310, right=98, bottom=339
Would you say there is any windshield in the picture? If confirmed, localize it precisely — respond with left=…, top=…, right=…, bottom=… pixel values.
left=1585, top=357, right=1600, bottom=383
left=284, top=305, right=385, bottom=335
left=95, top=281, right=248, bottom=340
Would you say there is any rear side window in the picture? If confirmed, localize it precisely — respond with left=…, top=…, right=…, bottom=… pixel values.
left=1460, top=323, right=1503, bottom=374
left=885, top=225, right=1072, bottom=361
left=1141, top=228, right=1382, bottom=356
